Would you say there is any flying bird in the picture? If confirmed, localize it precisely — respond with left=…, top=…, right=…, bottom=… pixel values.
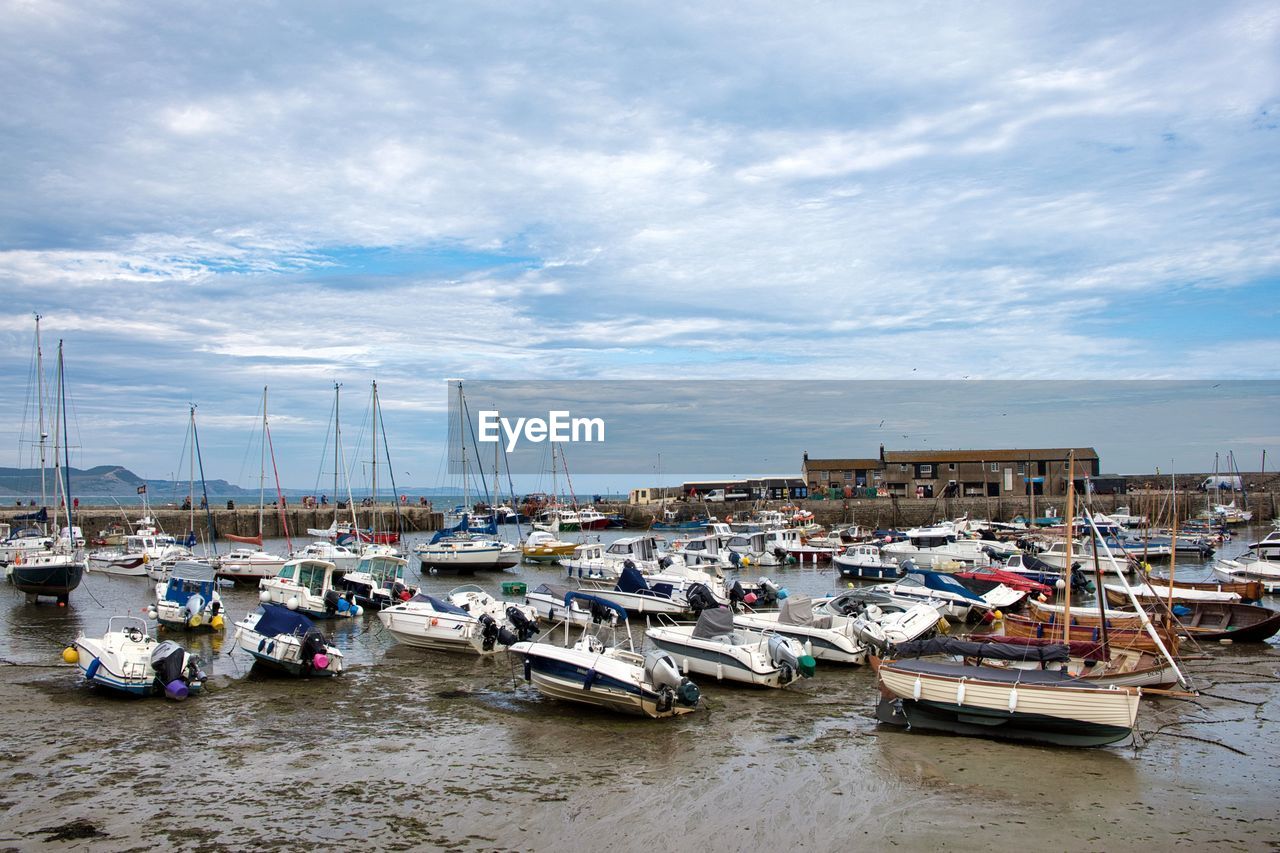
left=878, top=419, right=885, bottom=428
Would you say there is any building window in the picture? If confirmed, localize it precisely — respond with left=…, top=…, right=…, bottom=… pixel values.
left=900, top=464, right=908, bottom=471
left=843, top=471, right=852, bottom=480
left=990, top=462, right=999, bottom=472
left=919, top=464, right=933, bottom=477
left=1017, top=463, right=1025, bottom=475
left=949, top=463, right=956, bottom=471
left=872, top=470, right=882, bottom=482
left=817, top=470, right=827, bottom=480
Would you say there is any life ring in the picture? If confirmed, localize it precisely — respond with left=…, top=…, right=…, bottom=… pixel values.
left=430, top=618, right=439, bottom=626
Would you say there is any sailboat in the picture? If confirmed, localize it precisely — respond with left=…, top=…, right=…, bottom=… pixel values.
left=10, top=333, right=85, bottom=605
left=216, top=387, right=288, bottom=583
left=414, top=381, right=519, bottom=572
left=298, top=382, right=363, bottom=570
left=873, top=453, right=1145, bottom=747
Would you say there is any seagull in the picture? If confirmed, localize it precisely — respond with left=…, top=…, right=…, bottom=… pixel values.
left=878, top=419, right=885, bottom=428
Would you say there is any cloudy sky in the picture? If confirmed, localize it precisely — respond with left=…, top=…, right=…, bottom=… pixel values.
left=1, top=2, right=1277, bottom=490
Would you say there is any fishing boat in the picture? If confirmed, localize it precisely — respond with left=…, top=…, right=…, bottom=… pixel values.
left=377, top=585, right=539, bottom=654
left=150, top=561, right=225, bottom=631
left=258, top=558, right=363, bottom=619
left=645, top=607, right=815, bottom=688
left=508, top=593, right=702, bottom=718
left=68, top=617, right=206, bottom=699
left=1029, top=597, right=1280, bottom=643
left=337, top=551, right=413, bottom=610
left=9, top=336, right=84, bottom=605
left=731, top=594, right=874, bottom=665
left=561, top=535, right=670, bottom=578
left=723, top=531, right=783, bottom=567
left=874, top=641, right=1141, bottom=747
left=232, top=604, right=344, bottom=677
left=833, top=544, right=902, bottom=580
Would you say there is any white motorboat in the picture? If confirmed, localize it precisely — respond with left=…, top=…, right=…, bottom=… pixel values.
left=1212, top=530, right=1280, bottom=592
left=875, top=566, right=1021, bottom=621
left=524, top=582, right=605, bottom=626
left=377, top=585, right=539, bottom=655
left=87, top=531, right=192, bottom=577
left=507, top=594, right=701, bottom=718
left=882, top=524, right=1016, bottom=567
left=833, top=544, right=902, bottom=580
left=521, top=531, right=577, bottom=564
left=645, top=607, right=816, bottom=688
left=674, top=534, right=735, bottom=570
left=816, top=589, right=944, bottom=645
left=724, top=531, right=782, bottom=567
left=576, top=563, right=728, bottom=616
left=732, top=594, right=872, bottom=665
left=216, top=546, right=288, bottom=583
left=258, top=558, right=363, bottom=620
left=69, top=617, right=206, bottom=699
left=337, top=552, right=413, bottom=611
left=561, top=535, right=670, bottom=578
left=1033, top=540, right=1132, bottom=575
left=413, top=518, right=521, bottom=572
left=289, top=540, right=360, bottom=574
left=150, top=561, right=226, bottom=631
left=232, top=604, right=344, bottom=677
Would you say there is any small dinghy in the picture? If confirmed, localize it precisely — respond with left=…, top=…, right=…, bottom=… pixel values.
left=645, top=606, right=816, bottom=688
left=377, top=584, right=540, bottom=655
left=232, top=604, right=344, bottom=677
left=68, top=617, right=206, bottom=699
left=508, top=593, right=701, bottom=718
left=150, top=560, right=225, bottom=631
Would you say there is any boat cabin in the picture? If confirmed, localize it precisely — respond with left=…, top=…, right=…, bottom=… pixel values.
left=605, top=536, right=661, bottom=562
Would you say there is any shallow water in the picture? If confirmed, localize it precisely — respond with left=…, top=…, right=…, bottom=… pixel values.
left=0, top=527, right=1276, bottom=851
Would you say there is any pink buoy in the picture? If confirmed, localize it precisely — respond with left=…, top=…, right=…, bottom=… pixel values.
left=313, top=653, right=330, bottom=670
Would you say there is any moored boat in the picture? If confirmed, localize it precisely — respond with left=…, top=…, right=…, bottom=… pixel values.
left=232, top=604, right=344, bottom=677
left=69, top=617, right=206, bottom=699
left=645, top=607, right=816, bottom=688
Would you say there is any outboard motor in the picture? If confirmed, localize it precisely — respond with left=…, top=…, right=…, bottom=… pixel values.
left=589, top=600, right=616, bottom=625
left=685, top=583, right=717, bottom=613
left=657, top=555, right=674, bottom=570
left=300, top=629, right=329, bottom=668
left=645, top=650, right=700, bottom=711
left=728, top=549, right=741, bottom=567
left=728, top=581, right=746, bottom=611
left=323, top=589, right=341, bottom=614
left=479, top=614, right=500, bottom=651
left=852, top=614, right=889, bottom=655
left=151, top=640, right=195, bottom=700
left=757, top=578, right=779, bottom=606
left=505, top=606, right=539, bottom=642
left=767, top=635, right=815, bottom=679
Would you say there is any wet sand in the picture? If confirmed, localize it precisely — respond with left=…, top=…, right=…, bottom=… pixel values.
left=1, top=534, right=1277, bottom=851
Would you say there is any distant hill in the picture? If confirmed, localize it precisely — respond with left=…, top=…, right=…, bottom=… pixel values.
left=0, top=465, right=255, bottom=497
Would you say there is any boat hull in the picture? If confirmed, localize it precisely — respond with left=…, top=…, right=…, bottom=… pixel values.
left=10, top=557, right=84, bottom=601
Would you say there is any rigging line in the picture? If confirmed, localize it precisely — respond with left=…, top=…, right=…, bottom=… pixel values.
left=376, top=392, right=404, bottom=533
left=192, top=406, right=218, bottom=556
left=265, top=421, right=292, bottom=551
left=313, top=392, right=338, bottom=497
left=460, top=393, right=491, bottom=503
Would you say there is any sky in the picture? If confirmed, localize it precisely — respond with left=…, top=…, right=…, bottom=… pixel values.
left=0, top=2, right=1277, bottom=492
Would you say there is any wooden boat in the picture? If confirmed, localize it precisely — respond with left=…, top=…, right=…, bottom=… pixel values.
left=1002, top=612, right=1180, bottom=655
left=875, top=652, right=1140, bottom=747
left=1142, top=576, right=1263, bottom=603
left=1165, top=601, right=1280, bottom=643
left=1102, top=581, right=1239, bottom=608
left=968, top=634, right=1180, bottom=689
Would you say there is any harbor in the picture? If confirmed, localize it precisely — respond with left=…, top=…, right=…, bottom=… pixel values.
left=0, top=526, right=1277, bottom=850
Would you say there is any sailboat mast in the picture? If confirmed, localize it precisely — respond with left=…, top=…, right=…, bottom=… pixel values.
left=1061, top=452, right=1075, bottom=645
left=1167, top=467, right=1179, bottom=612
left=371, top=381, right=379, bottom=528
left=189, top=404, right=196, bottom=539
left=458, top=382, right=468, bottom=509
left=333, top=382, right=341, bottom=526
left=259, top=386, right=267, bottom=538
left=32, top=315, right=49, bottom=523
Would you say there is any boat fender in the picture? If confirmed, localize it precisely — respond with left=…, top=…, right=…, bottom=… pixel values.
left=350, top=604, right=363, bottom=617
left=335, top=597, right=350, bottom=614
left=912, top=676, right=922, bottom=701
left=1008, top=687, right=1018, bottom=712
left=523, top=657, right=531, bottom=681
left=259, top=590, right=271, bottom=603
left=62, top=646, right=79, bottom=664
left=286, top=597, right=299, bottom=611
left=85, top=657, right=100, bottom=681
left=314, top=652, right=330, bottom=670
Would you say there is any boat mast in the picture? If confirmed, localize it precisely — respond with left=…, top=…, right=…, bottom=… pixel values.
left=1166, top=466, right=1178, bottom=612
left=35, top=314, right=48, bottom=525
left=1061, top=451, right=1075, bottom=644
left=371, top=380, right=379, bottom=533
left=259, top=386, right=267, bottom=539
left=333, top=382, right=341, bottom=528
left=458, top=381, right=468, bottom=511
left=189, top=404, right=196, bottom=542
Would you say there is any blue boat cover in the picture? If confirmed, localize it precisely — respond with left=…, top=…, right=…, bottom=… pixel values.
left=905, top=568, right=984, bottom=603
left=564, top=591, right=629, bottom=622
left=254, top=603, right=318, bottom=637
left=616, top=565, right=651, bottom=593
left=407, top=593, right=470, bottom=616
left=428, top=513, right=498, bottom=544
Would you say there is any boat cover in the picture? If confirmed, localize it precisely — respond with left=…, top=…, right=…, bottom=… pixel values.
left=170, top=561, right=217, bottom=583
left=903, top=569, right=985, bottom=602
left=892, top=636, right=1071, bottom=663
left=406, top=593, right=470, bottom=616
left=428, top=513, right=498, bottom=544
left=884, top=658, right=1096, bottom=686
left=254, top=604, right=318, bottom=637
left=778, top=595, right=831, bottom=628
left=616, top=565, right=652, bottom=594
left=692, top=606, right=735, bottom=639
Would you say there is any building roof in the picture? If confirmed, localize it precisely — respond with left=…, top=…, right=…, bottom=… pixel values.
left=802, top=458, right=883, bottom=469
left=882, top=447, right=1099, bottom=463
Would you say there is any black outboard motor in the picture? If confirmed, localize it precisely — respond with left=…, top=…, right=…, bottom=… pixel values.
left=728, top=550, right=741, bottom=567
left=151, top=641, right=192, bottom=699
left=323, top=589, right=341, bottom=614
left=300, top=628, right=329, bottom=668
left=479, top=614, right=500, bottom=651
left=506, top=606, right=539, bottom=642
left=657, top=555, right=673, bottom=570
left=728, top=581, right=746, bottom=612
left=685, top=583, right=717, bottom=613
